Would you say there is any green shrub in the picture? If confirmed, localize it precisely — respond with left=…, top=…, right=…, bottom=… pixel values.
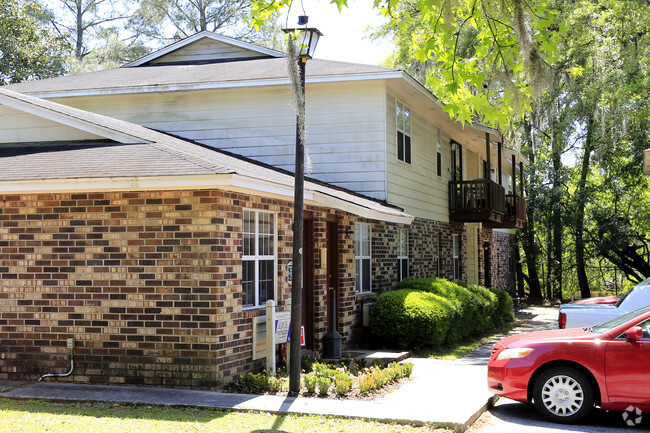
left=488, top=287, right=514, bottom=326
left=373, top=278, right=514, bottom=349
left=335, top=375, right=353, bottom=396
left=396, top=278, right=483, bottom=343
left=316, top=376, right=331, bottom=397
left=369, top=289, right=453, bottom=348
left=242, top=372, right=285, bottom=393
left=463, top=284, right=499, bottom=334
left=303, top=373, right=317, bottom=394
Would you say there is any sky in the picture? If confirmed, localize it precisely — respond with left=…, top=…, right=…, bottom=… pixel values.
left=283, top=0, right=394, bottom=65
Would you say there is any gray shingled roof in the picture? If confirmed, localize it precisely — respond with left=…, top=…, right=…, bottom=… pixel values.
left=0, top=141, right=224, bottom=180
left=5, top=58, right=400, bottom=95
left=0, top=89, right=411, bottom=221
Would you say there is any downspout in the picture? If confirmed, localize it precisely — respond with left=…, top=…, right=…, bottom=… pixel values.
left=383, top=84, right=389, bottom=201
left=39, top=338, right=75, bottom=381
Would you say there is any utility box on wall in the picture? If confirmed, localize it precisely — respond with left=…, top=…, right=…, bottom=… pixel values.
left=362, top=300, right=374, bottom=327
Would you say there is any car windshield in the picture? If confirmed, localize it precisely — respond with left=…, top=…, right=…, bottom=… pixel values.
left=615, top=278, right=650, bottom=308
left=591, top=305, right=650, bottom=333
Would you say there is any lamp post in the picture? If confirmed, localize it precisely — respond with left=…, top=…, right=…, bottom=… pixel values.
left=283, top=20, right=322, bottom=396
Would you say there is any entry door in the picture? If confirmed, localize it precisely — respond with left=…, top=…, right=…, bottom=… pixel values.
left=301, top=217, right=314, bottom=350
left=605, top=321, right=650, bottom=404
left=326, top=220, right=340, bottom=332
left=483, top=242, right=491, bottom=288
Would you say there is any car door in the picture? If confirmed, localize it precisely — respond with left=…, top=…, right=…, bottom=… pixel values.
left=604, top=318, right=650, bottom=404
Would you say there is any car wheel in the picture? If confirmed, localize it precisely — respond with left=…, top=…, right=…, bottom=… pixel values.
left=532, top=366, right=594, bottom=423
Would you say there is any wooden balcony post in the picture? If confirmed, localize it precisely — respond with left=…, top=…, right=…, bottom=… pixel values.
left=520, top=161, right=524, bottom=196
left=485, top=133, right=491, bottom=181
left=498, top=141, right=502, bottom=186
left=512, top=154, right=517, bottom=196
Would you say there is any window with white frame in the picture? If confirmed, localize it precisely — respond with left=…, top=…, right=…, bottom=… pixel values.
left=436, top=126, right=442, bottom=177
left=453, top=234, right=461, bottom=281
left=397, top=228, right=409, bottom=281
left=396, top=100, right=411, bottom=164
left=242, top=210, right=276, bottom=307
left=355, top=223, right=372, bottom=293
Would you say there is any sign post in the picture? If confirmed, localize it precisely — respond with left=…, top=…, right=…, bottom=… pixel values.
left=265, top=299, right=292, bottom=376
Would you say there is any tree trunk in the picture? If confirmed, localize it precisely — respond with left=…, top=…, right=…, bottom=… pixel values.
left=76, top=0, right=84, bottom=59
left=575, top=111, right=595, bottom=299
left=550, top=111, right=563, bottom=300
left=520, top=118, right=543, bottom=300
left=199, top=0, right=207, bottom=31
left=515, top=239, right=526, bottom=297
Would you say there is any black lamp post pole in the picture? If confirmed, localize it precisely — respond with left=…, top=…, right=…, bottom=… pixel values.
left=289, top=58, right=306, bottom=396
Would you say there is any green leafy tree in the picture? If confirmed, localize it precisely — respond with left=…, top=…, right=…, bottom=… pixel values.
left=0, top=0, right=67, bottom=84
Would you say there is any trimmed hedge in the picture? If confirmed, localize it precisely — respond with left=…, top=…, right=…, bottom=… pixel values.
left=488, top=287, right=515, bottom=326
left=370, top=278, right=513, bottom=349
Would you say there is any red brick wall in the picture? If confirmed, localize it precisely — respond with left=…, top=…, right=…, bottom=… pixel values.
left=0, top=189, right=382, bottom=388
left=480, top=228, right=516, bottom=293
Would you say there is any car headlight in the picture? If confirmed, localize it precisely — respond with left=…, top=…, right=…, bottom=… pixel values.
left=495, top=347, right=534, bottom=360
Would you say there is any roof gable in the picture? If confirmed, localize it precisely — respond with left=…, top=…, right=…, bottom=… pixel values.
left=0, top=104, right=104, bottom=143
left=125, top=31, right=285, bottom=67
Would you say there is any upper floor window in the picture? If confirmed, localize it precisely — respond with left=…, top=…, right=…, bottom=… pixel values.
left=436, top=126, right=442, bottom=177
left=243, top=210, right=276, bottom=308
left=396, top=100, right=411, bottom=164
left=355, top=222, right=372, bottom=293
left=397, top=228, right=409, bottom=281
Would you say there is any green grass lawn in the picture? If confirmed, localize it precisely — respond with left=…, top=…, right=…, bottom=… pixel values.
left=413, top=320, right=521, bottom=360
left=0, top=398, right=452, bottom=433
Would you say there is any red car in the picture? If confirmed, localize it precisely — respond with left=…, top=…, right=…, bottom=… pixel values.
left=570, top=295, right=620, bottom=305
left=488, top=305, right=650, bottom=423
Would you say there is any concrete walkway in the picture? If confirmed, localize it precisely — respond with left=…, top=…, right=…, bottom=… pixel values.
left=0, top=307, right=558, bottom=433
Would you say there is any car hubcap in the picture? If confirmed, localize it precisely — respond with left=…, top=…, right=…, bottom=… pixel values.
left=541, top=374, right=584, bottom=417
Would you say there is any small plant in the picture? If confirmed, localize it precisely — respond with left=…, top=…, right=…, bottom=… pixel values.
left=242, top=372, right=287, bottom=393
left=303, top=372, right=317, bottom=394
left=335, top=375, right=352, bottom=396
left=316, top=376, right=331, bottom=397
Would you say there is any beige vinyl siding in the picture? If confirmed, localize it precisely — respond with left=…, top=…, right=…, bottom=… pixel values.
left=50, top=80, right=388, bottom=199
left=466, top=223, right=480, bottom=284
left=150, top=38, right=267, bottom=64
left=385, top=92, right=451, bottom=222
left=0, top=105, right=104, bottom=143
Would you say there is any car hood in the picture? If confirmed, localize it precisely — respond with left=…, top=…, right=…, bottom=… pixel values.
left=496, top=327, right=595, bottom=348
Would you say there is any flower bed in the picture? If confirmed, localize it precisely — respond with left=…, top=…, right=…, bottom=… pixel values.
left=231, top=358, right=413, bottom=399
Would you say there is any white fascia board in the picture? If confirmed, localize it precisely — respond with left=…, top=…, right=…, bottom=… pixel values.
left=230, top=174, right=313, bottom=201
left=23, top=72, right=405, bottom=100
left=311, top=192, right=414, bottom=225
left=0, top=92, right=145, bottom=144
left=124, top=31, right=285, bottom=67
left=0, top=174, right=235, bottom=194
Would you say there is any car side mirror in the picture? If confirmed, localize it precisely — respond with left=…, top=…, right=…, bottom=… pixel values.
left=625, top=326, right=644, bottom=340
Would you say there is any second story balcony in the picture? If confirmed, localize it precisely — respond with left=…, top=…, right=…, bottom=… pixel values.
left=449, top=179, right=506, bottom=224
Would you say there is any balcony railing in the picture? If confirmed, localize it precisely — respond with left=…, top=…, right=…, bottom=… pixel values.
left=449, top=179, right=505, bottom=224
left=482, top=193, right=527, bottom=228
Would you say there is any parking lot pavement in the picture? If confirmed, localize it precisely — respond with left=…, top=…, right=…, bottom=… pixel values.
left=468, top=396, right=649, bottom=433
